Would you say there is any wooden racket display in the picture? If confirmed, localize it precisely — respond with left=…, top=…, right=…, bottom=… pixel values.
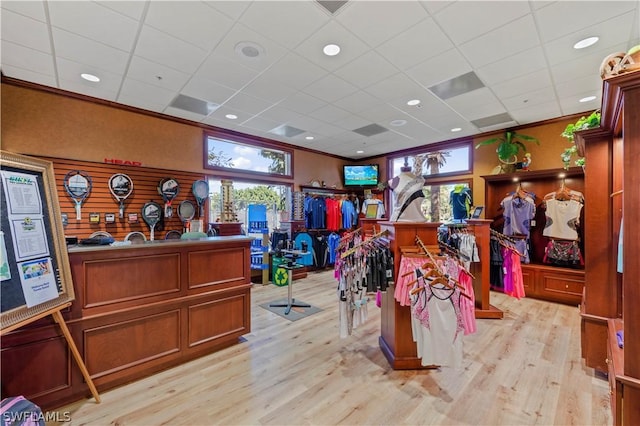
left=108, top=173, right=133, bottom=219
left=63, top=170, right=92, bottom=220
left=141, top=201, right=162, bottom=241
left=192, top=180, right=209, bottom=218
left=158, top=177, right=179, bottom=218
left=177, top=200, right=196, bottom=231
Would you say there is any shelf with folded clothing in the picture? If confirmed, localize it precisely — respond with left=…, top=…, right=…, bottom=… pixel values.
left=482, top=167, right=585, bottom=305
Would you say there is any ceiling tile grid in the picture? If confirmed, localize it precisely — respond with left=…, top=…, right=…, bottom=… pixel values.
left=1, top=0, right=639, bottom=160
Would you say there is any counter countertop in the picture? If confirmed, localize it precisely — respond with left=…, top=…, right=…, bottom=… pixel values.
left=67, top=235, right=253, bottom=253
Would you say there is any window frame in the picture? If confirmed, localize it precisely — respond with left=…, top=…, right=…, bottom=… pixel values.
left=387, top=139, right=473, bottom=179
left=203, top=129, right=294, bottom=179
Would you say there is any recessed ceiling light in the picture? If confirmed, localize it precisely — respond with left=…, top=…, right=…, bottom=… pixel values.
left=305, top=136, right=314, bottom=140
left=323, top=44, right=341, bottom=56
left=81, top=73, right=100, bottom=82
left=225, top=114, right=238, bottom=120
left=451, top=127, right=462, bottom=132
left=390, top=119, right=407, bottom=127
left=356, top=150, right=364, bottom=154
left=407, top=99, right=420, bottom=106
left=579, top=96, right=597, bottom=103
left=574, top=36, right=599, bottom=49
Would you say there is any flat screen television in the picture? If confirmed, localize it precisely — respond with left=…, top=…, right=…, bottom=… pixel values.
left=343, top=164, right=379, bottom=187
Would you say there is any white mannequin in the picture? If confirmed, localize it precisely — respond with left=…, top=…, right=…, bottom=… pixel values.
left=389, top=156, right=426, bottom=222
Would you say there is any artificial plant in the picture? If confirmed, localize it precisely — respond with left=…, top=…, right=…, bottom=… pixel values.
left=475, top=130, right=539, bottom=164
left=560, top=110, right=601, bottom=169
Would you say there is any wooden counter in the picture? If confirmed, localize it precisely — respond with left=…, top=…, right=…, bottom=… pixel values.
left=0, top=236, right=253, bottom=410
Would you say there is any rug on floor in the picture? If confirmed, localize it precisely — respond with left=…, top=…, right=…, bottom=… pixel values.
left=259, top=299, right=322, bottom=321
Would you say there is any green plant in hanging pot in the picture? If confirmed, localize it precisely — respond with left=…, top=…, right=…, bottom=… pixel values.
left=475, top=130, right=539, bottom=173
left=560, top=110, right=601, bottom=169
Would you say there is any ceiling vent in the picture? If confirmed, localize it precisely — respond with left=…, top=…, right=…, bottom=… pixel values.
left=352, top=123, right=388, bottom=137
left=269, top=124, right=307, bottom=138
left=471, top=112, right=516, bottom=129
left=169, top=94, right=218, bottom=115
left=316, top=1, right=349, bottom=14
left=429, top=71, right=485, bottom=100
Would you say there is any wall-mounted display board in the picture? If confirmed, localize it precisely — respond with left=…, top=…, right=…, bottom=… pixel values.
left=0, top=151, right=75, bottom=329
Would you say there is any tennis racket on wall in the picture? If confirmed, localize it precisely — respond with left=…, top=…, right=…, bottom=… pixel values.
left=158, top=177, right=180, bottom=218
left=177, top=199, right=196, bottom=229
left=141, top=201, right=163, bottom=241
left=108, top=173, right=133, bottom=219
left=192, top=180, right=209, bottom=218
left=63, top=170, right=92, bottom=220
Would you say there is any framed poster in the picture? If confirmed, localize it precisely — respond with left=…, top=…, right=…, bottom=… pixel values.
left=1, top=151, right=75, bottom=330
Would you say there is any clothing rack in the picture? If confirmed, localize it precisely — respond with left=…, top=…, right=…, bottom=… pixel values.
left=340, top=229, right=389, bottom=259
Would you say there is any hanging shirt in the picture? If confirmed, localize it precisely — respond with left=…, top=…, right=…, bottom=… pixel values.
left=501, top=195, right=536, bottom=236
left=341, top=199, right=357, bottom=229
left=450, top=186, right=473, bottom=220
left=543, top=199, right=583, bottom=240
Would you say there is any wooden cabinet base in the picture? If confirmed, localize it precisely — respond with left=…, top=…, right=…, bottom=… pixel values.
left=0, top=237, right=252, bottom=410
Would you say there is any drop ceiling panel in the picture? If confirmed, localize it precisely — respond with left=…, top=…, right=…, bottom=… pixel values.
left=1, top=41, right=54, bottom=77
left=205, top=105, right=251, bottom=124
left=240, top=75, right=297, bottom=104
left=238, top=1, right=328, bottom=49
left=144, top=1, right=234, bottom=51
left=312, top=122, right=348, bottom=137
left=358, top=104, right=407, bottom=123
left=48, top=1, right=139, bottom=51
left=96, top=1, right=147, bottom=20
left=278, top=92, right=327, bottom=115
left=119, top=77, right=178, bottom=106
left=238, top=115, right=281, bottom=133
left=333, top=91, right=384, bottom=114
left=223, top=92, right=273, bottom=116
left=475, top=47, right=547, bottom=86
left=52, top=29, right=130, bottom=75
left=458, top=15, right=540, bottom=68
left=389, top=121, right=442, bottom=141
left=204, top=1, right=252, bottom=20
left=336, top=1, right=428, bottom=47
left=501, top=86, right=556, bottom=111
left=406, top=49, right=472, bottom=89
left=1, top=1, right=47, bottom=22
left=535, top=1, right=638, bottom=43
left=294, top=20, right=370, bottom=72
left=445, top=87, right=506, bottom=121
left=560, top=95, right=600, bottom=116
left=364, top=73, right=428, bottom=103
left=260, top=52, right=327, bottom=90
left=0, top=64, right=56, bottom=87
left=550, top=44, right=628, bottom=84
left=257, top=106, right=304, bottom=125
left=554, top=74, right=603, bottom=99
left=58, top=73, right=118, bottom=102
left=333, top=50, right=398, bottom=89
left=302, top=73, right=359, bottom=104
left=195, top=55, right=259, bottom=91
left=311, top=104, right=352, bottom=124
left=490, top=69, right=552, bottom=100
left=433, top=1, right=531, bottom=45
left=1, top=9, right=51, bottom=53
left=285, top=115, right=327, bottom=133
left=163, top=106, right=214, bottom=123
left=127, top=56, right=191, bottom=91
left=376, top=18, right=453, bottom=70
left=333, top=114, right=373, bottom=132
left=181, top=77, right=236, bottom=105
left=117, top=94, right=166, bottom=114
left=135, top=25, right=207, bottom=74
left=509, top=100, right=563, bottom=125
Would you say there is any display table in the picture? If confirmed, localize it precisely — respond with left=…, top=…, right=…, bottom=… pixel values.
left=0, top=236, right=252, bottom=410
left=269, top=263, right=309, bottom=315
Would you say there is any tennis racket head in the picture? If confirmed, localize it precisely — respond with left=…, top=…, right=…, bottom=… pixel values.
left=158, top=177, right=180, bottom=202
left=109, top=173, right=133, bottom=200
left=141, top=201, right=163, bottom=227
left=192, top=180, right=209, bottom=203
left=63, top=170, right=92, bottom=201
left=177, top=200, right=196, bottom=223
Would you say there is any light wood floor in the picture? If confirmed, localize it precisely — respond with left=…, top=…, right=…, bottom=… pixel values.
left=54, top=270, right=612, bottom=425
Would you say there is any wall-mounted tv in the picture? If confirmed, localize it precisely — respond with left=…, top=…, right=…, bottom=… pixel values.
left=343, top=164, right=379, bottom=187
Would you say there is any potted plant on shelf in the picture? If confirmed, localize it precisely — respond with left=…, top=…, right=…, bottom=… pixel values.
left=560, top=110, right=601, bottom=169
left=475, top=130, right=539, bottom=173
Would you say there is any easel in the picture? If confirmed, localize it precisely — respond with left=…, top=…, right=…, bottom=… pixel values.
left=1, top=303, right=101, bottom=403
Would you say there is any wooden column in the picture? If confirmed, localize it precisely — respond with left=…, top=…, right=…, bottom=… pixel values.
left=466, top=219, right=503, bottom=319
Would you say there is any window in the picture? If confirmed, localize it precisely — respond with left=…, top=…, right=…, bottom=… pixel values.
left=388, top=141, right=473, bottom=222
left=389, top=143, right=472, bottom=178
left=208, top=178, right=292, bottom=232
left=204, top=132, right=292, bottom=178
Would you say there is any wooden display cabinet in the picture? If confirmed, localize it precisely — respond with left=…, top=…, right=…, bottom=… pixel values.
left=482, top=168, right=585, bottom=305
left=579, top=70, right=640, bottom=423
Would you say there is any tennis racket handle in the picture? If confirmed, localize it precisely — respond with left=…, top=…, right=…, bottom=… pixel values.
left=119, top=202, right=124, bottom=218
left=75, top=203, right=82, bottom=220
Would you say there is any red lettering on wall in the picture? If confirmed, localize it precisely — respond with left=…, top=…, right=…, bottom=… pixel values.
left=104, top=158, right=142, bottom=167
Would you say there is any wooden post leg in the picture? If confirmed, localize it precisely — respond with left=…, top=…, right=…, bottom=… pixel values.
left=52, top=310, right=101, bottom=403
